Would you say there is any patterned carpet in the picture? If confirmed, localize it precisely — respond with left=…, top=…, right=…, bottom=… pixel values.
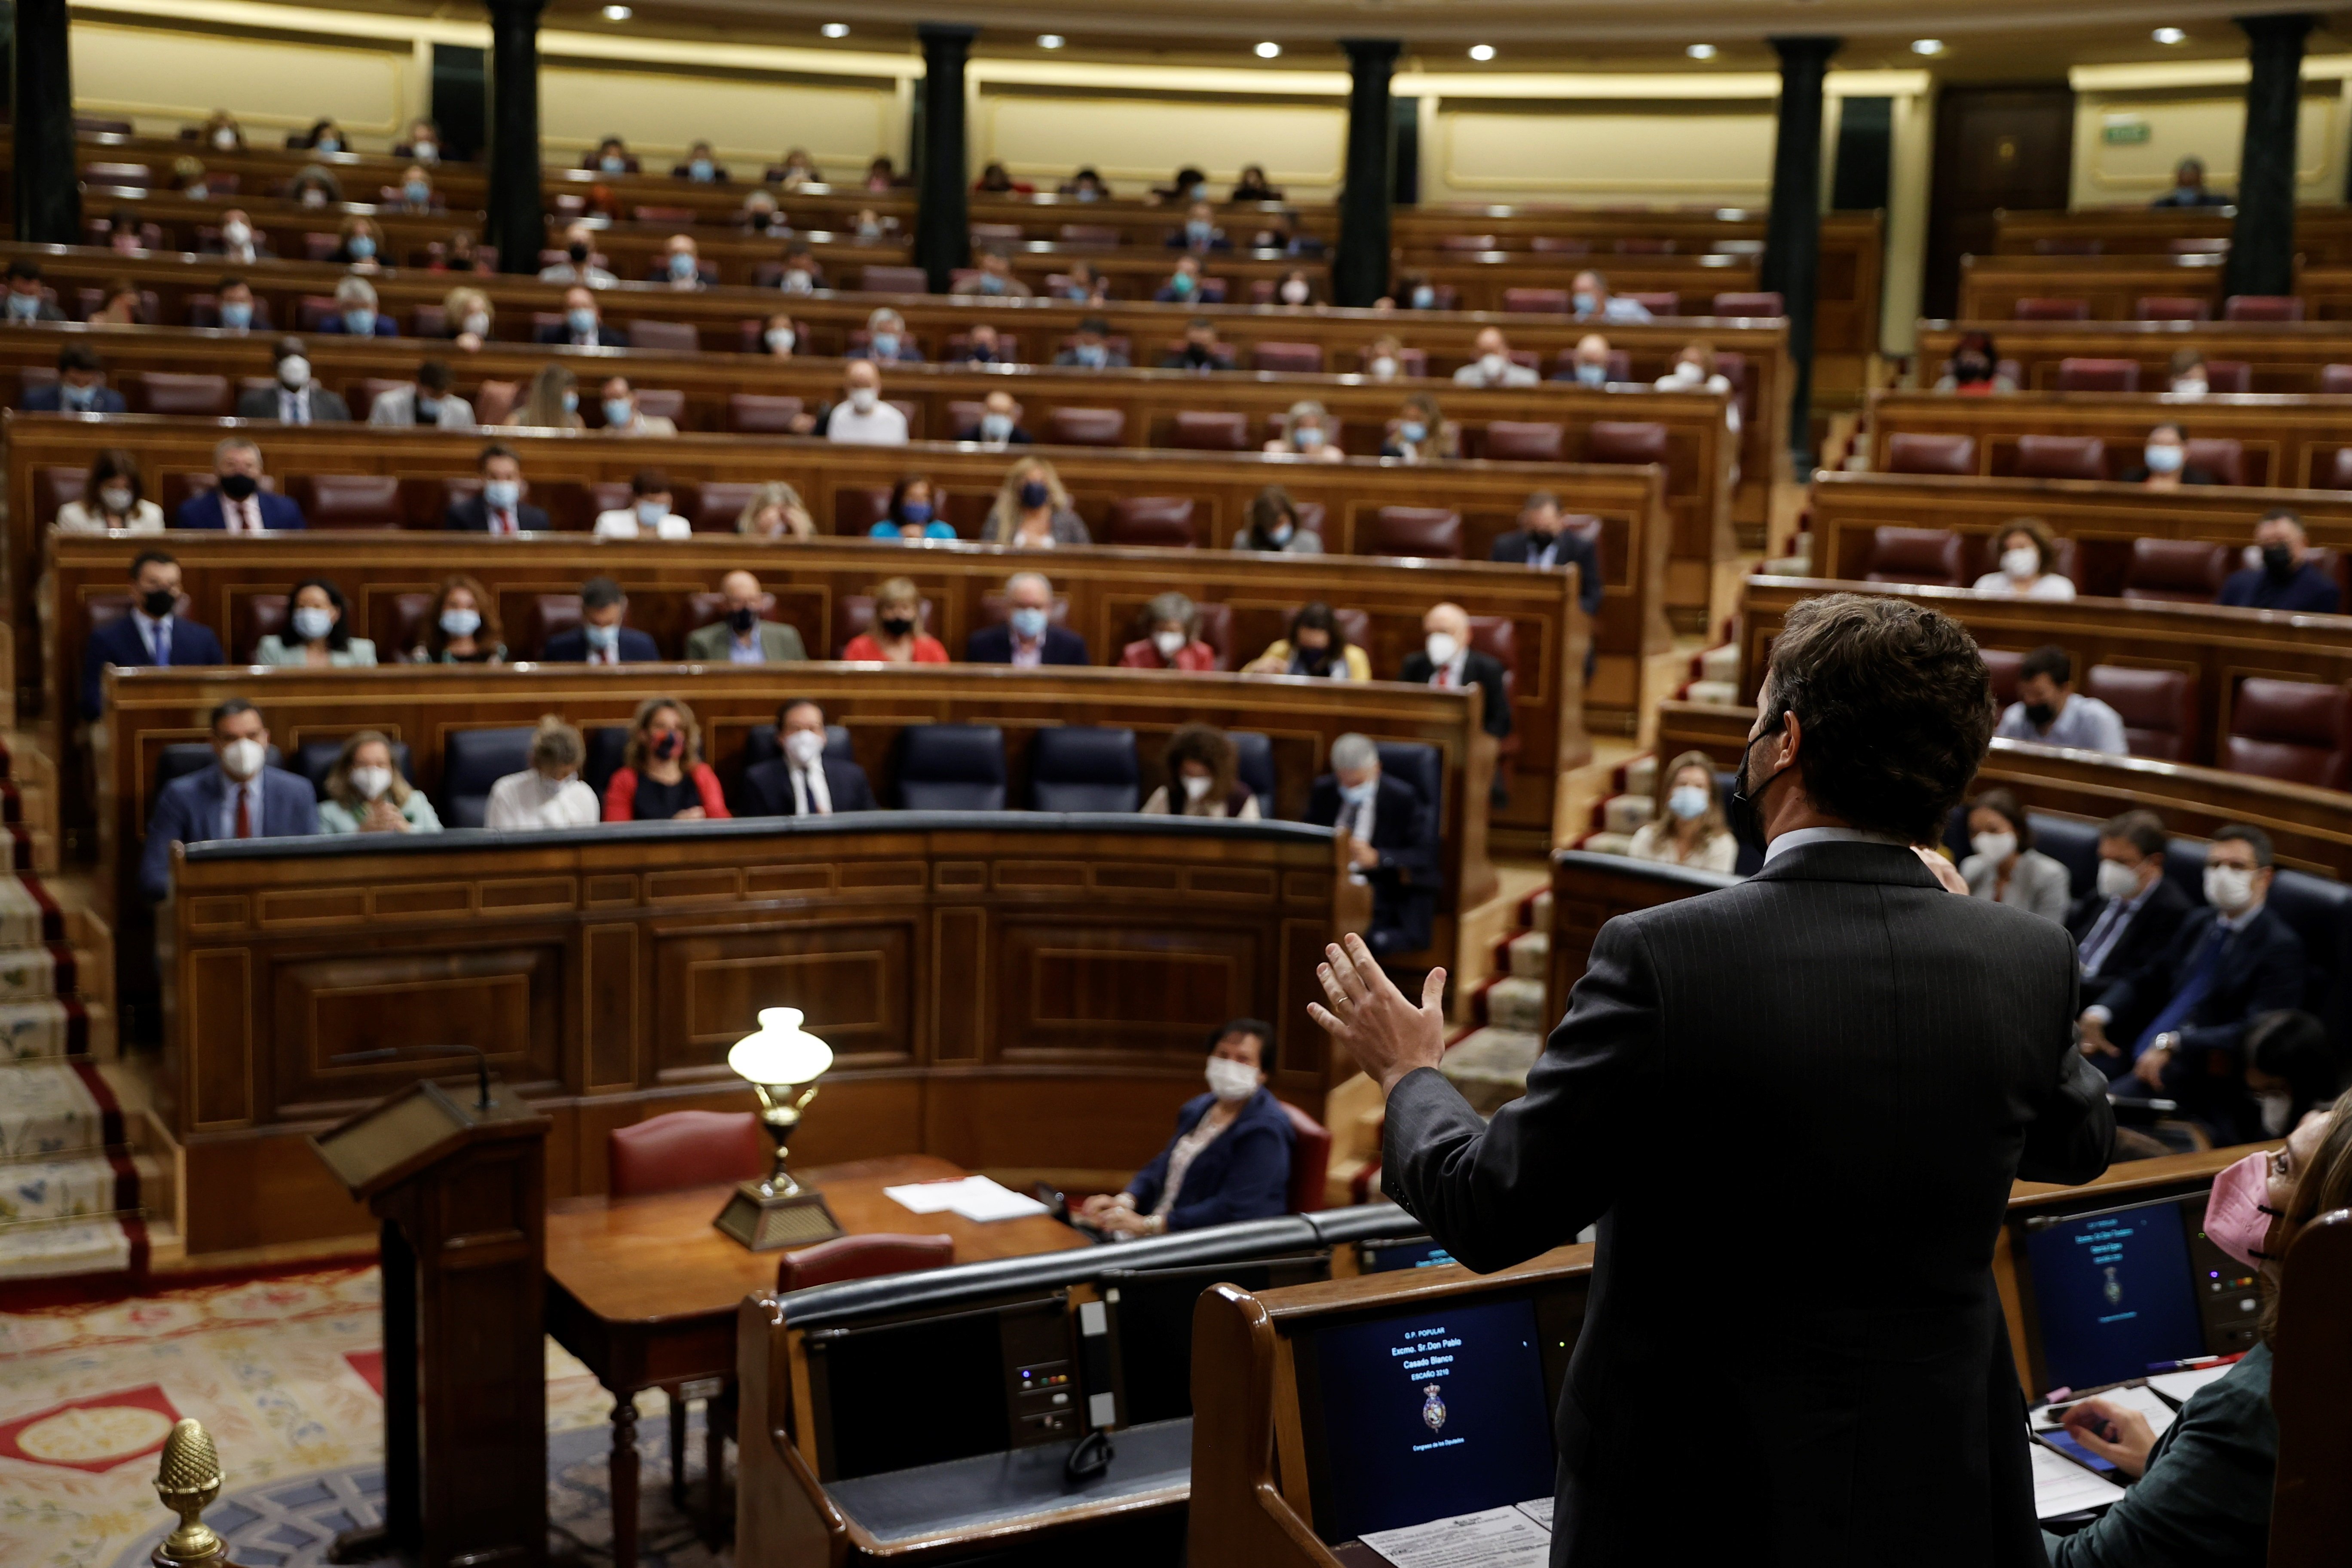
left=0, top=1266, right=727, bottom=1568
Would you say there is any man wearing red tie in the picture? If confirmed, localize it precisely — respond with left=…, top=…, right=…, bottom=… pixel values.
left=172, top=438, right=307, bottom=531
left=1399, top=601, right=1513, bottom=745
left=743, top=700, right=877, bottom=817
left=444, top=444, right=550, bottom=534
left=139, top=699, right=318, bottom=901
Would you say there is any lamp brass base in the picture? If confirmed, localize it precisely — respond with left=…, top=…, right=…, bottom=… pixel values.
left=714, top=1180, right=844, bottom=1251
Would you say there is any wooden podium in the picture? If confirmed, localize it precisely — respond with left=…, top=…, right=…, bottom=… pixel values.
left=312, top=1075, right=549, bottom=1568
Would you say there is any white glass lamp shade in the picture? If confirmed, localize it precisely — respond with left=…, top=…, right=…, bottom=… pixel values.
left=727, top=1008, right=833, bottom=1086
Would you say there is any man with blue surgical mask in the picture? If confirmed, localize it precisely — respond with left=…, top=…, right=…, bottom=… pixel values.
left=534, top=286, right=622, bottom=349
left=541, top=577, right=659, bottom=665
left=322, top=274, right=396, bottom=338
left=959, top=389, right=1032, bottom=449
left=445, top=445, right=549, bottom=533
left=852, top=306, right=920, bottom=364
left=597, top=376, right=675, bottom=438
left=1304, top=732, right=1441, bottom=956
left=1054, top=316, right=1129, bottom=369
left=950, top=247, right=1035, bottom=298
left=1570, top=268, right=1654, bottom=324
left=964, top=571, right=1090, bottom=666
left=675, top=141, right=725, bottom=182
left=1452, top=326, right=1540, bottom=388
left=3, top=260, right=63, bottom=324
left=1562, top=332, right=1616, bottom=390
left=652, top=233, right=708, bottom=290
left=1168, top=200, right=1227, bottom=252
left=25, top=344, right=126, bottom=415
left=2120, top=420, right=2219, bottom=490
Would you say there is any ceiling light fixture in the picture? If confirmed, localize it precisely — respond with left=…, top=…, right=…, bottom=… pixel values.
left=1254, top=41, right=1282, bottom=59
left=1911, top=38, right=1945, bottom=55
left=600, top=3, right=631, bottom=18
left=1686, top=43, right=1718, bottom=60
left=1038, top=34, right=1065, bottom=49
left=2153, top=27, right=2187, bottom=44
left=1468, top=43, right=1495, bottom=61
left=821, top=22, right=849, bottom=38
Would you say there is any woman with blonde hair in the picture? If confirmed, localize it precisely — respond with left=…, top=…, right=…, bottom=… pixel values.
left=1141, top=724, right=1261, bottom=819
left=603, top=697, right=729, bottom=822
left=318, top=731, right=441, bottom=835
left=1265, top=399, right=1344, bottom=462
left=737, top=482, right=815, bottom=540
left=485, top=716, right=600, bottom=830
left=841, top=577, right=948, bottom=664
left=444, top=286, right=493, bottom=351
left=1626, top=749, right=1734, bottom=872
left=506, top=363, right=583, bottom=431
left=983, top=456, right=1090, bottom=547
left=1381, top=392, right=1457, bottom=464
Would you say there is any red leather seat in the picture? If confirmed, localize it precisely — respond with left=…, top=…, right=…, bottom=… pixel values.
left=634, top=389, right=687, bottom=425
left=1466, top=615, right=1522, bottom=763
left=1173, top=411, right=1250, bottom=451
left=525, top=594, right=584, bottom=656
left=2135, top=296, right=2211, bottom=322
left=2324, top=450, right=2352, bottom=491
left=632, top=205, right=695, bottom=224
left=1483, top=422, right=1565, bottom=461
left=609, top=1110, right=769, bottom=1197
left=132, top=372, right=231, bottom=416
left=293, top=475, right=405, bottom=531
left=1252, top=342, right=1323, bottom=373
left=1279, top=1101, right=1332, bottom=1213
left=2202, top=360, right=2252, bottom=393
left=1711, top=291, right=1784, bottom=317
left=2226, top=678, right=2352, bottom=789
left=2087, top=665, right=2198, bottom=762
left=693, top=481, right=766, bottom=532
left=728, top=394, right=805, bottom=434
left=1886, top=433, right=1978, bottom=476
left=2014, top=298, right=2091, bottom=321
left=2186, top=437, right=2245, bottom=486
left=1979, top=649, right=2024, bottom=707
left=1103, top=497, right=1198, bottom=548
left=779, top=1233, right=956, bottom=1292
left=1862, top=527, right=1968, bottom=587
left=1057, top=224, right=1120, bottom=245
left=1439, top=234, right=1498, bottom=252
left=833, top=486, right=892, bottom=534
left=1046, top=407, right=1125, bottom=447
left=626, top=319, right=699, bottom=353
left=1502, top=288, right=1571, bottom=314
left=354, top=378, right=409, bottom=414
left=2033, top=238, right=2103, bottom=254
left=34, top=466, right=83, bottom=527
left=1529, top=236, right=1591, bottom=255
left=1191, top=603, right=1234, bottom=669
left=2012, top=435, right=2107, bottom=481
left=1624, top=291, right=1680, bottom=316
left=2120, top=539, right=2230, bottom=602
left=2055, top=358, right=2141, bottom=392
left=858, top=264, right=928, bottom=294
left=968, top=222, right=1024, bottom=242
left=1583, top=421, right=1670, bottom=466
left=2225, top=295, right=2303, bottom=322
left=2322, top=364, right=2352, bottom=395
left=1360, top=507, right=1463, bottom=560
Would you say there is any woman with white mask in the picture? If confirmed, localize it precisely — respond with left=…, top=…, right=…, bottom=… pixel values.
left=318, top=731, right=441, bottom=835
left=255, top=576, right=377, bottom=667
left=1958, top=787, right=2071, bottom=924
left=1139, top=724, right=1261, bottom=819
left=1969, top=518, right=2077, bottom=601
left=1075, top=1019, right=1295, bottom=1234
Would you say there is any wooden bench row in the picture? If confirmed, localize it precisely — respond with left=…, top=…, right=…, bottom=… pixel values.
left=1956, top=252, right=2352, bottom=324
left=1914, top=318, right=2352, bottom=395
left=1992, top=205, right=2352, bottom=266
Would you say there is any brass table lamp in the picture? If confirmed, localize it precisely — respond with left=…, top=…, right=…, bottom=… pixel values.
left=714, top=1007, right=845, bottom=1250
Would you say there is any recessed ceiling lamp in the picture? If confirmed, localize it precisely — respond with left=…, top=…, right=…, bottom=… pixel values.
left=2153, top=27, right=2187, bottom=44
left=1911, top=38, right=1946, bottom=55
left=1038, top=34, right=1065, bottom=49
left=1254, top=41, right=1282, bottom=59
left=1468, top=44, right=1495, bottom=61
left=821, top=22, right=850, bottom=38
left=601, top=3, right=631, bottom=18
left=1686, top=43, right=1718, bottom=60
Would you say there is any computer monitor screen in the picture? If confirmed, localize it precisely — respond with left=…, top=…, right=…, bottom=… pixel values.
left=811, top=1296, right=1067, bottom=1480
left=1303, top=1296, right=1558, bottom=1541
left=1108, top=1255, right=1326, bottom=1426
left=1360, top=1239, right=1455, bottom=1272
left=2024, top=1197, right=2206, bottom=1393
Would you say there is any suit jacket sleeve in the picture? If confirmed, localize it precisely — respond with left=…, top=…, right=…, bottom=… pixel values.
left=1384, top=914, right=1658, bottom=1272
left=285, top=779, right=320, bottom=835
left=769, top=624, right=808, bottom=661
left=2176, top=922, right=2305, bottom=1062
left=2018, top=925, right=2116, bottom=1185
left=141, top=783, right=196, bottom=902
left=1380, top=789, right=1442, bottom=888
left=836, top=764, right=876, bottom=812
left=1167, top=1120, right=1292, bottom=1231
left=82, top=628, right=113, bottom=717
left=1571, top=536, right=1606, bottom=618
left=1471, top=652, right=1513, bottom=738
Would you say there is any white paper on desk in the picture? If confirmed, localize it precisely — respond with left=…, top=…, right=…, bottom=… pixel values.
left=942, top=1176, right=1050, bottom=1222
left=882, top=1179, right=967, bottom=1214
left=2034, top=1384, right=2177, bottom=1438
left=2147, top=1363, right=2234, bottom=1403
left=1360, top=1505, right=1554, bottom=1568
left=1510, top=1496, right=1554, bottom=1531
left=2029, top=1434, right=2127, bottom=1519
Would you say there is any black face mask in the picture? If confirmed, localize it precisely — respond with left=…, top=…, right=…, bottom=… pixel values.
left=569, top=241, right=591, bottom=263
left=879, top=616, right=915, bottom=639
left=1955, top=357, right=1991, bottom=382
left=1728, top=723, right=1787, bottom=858
left=2263, top=544, right=2297, bottom=579
left=2022, top=701, right=2055, bottom=728
left=415, top=397, right=440, bottom=422
left=726, top=606, right=759, bottom=634
left=218, top=472, right=258, bottom=501
left=1296, top=646, right=1332, bottom=675
left=140, top=588, right=178, bottom=619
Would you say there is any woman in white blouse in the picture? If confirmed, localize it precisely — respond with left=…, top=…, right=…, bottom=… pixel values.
left=484, top=717, right=601, bottom=830
left=57, top=449, right=164, bottom=532
left=1970, top=517, right=2076, bottom=601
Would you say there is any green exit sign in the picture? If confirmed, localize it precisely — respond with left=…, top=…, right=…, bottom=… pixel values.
left=2103, top=117, right=2152, bottom=144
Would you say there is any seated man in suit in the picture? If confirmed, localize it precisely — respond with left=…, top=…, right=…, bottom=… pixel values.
left=3, top=258, right=66, bottom=324
left=24, top=343, right=126, bottom=414
left=965, top=571, right=1090, bottom=666
left=445, top=443, right=548, bottom=534
left=315, top=274, right=398, bottom=337
left=683, top=570, right=809, bottom=664
left=1491, top=492, right=1607, bottom=609
left=956, top=388, right=1032, bottom=448
left=233, top=337, right=350, bottom=424
left=1304, top=732, right=1440, bottom=958
left=210, top=276, right=263, bottom=334
left=542, top=576, right=661, bottom=664
left=173, top=436, right=308, bottom=531
left=535, top=286, right=625, bottom=349
left=202, top=212, right=273, bottom=265
left=368, top=358, right=476, bottom=429
left=2217, top=508, right=2341, bottom=614
left=83, top=550, right=226, bottom=716
left=743, top=699, right=877, bottom=816
left=139, top=698, right=318, bottom=901
left=2070, top=808, right=2194, bottom=1008
left=1400, top=602, right=1513, bottom=743
left=2079, top=824, right=2305, bottom=1122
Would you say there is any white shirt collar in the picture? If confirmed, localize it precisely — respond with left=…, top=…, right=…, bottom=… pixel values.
left=2218, top=900, right=2265, bottom=932
left=1762, top=826, right=1909, bottom=865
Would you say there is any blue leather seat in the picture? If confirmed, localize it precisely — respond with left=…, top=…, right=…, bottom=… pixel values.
left=156, top=742, right=283, bottom=794
left=293, top=738, right=413, bottom=799
left=894, top=725, right=1007, bottom=811
left=1029, top=727, right=1140, bottom=812
left=583, top=726, right=629, bottom=799
left=1231, top=731, right=1275, bottom=818
left=441, top=727, right=534, bottom=828
left=741, top=723, right=855, bottom=770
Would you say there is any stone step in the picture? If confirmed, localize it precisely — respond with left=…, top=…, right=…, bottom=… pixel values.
left=1685, top=679, right=1740, bottom=706
left=0, top=1151, right=152, bottom=1225
left=0, top=1060, right=122, bottom=1158
left=1602, top=792, right=1653, bottom=836
left=1506, top=928, right=1548, bottom=981
left=1438, top=1027, right=1543, bottom=1117
left=1483, top=975, right=1548, bottom=1035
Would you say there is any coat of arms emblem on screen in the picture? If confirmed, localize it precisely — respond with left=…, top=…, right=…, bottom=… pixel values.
left=1421, top=1383, right=1448, bottom=1433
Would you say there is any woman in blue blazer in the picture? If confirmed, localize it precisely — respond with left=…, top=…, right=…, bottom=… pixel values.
left=1081, top=1020, right=1295, bottom=1234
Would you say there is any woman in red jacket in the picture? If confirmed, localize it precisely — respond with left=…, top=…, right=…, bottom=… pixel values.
left=602, top=696, right=730, bottom=822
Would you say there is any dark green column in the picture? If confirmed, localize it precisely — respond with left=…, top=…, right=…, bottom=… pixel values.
left=913, top=24, right=977, bottom=294
left=12, top=0, right=78, bottom=246
left=1334, top=39, right=1401, bottom=308
left=1760, top=35, right=1839, bottom=460
left=2228, top=13, right=2314, bottom=299
left=485, top=0, right=546, bottom=276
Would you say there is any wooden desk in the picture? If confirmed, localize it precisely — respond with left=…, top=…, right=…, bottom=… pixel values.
left=1992, top=204, right=2352, bottom=268
left=1956, top=251, right=2246, bottom=323
left=546, top=1152, right=1084, bottom=1568
left=1914, top=318, right=2352, bottom=395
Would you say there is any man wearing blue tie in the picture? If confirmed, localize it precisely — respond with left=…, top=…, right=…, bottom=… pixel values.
left=140, top=699, right=318, bottom=901
left=82, top=551, right=225, bottom=717
left=2077, top=824, right=2304, bottom=1119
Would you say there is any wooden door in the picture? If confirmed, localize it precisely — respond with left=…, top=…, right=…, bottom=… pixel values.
left=1925, top=85, right=2076, bottom=318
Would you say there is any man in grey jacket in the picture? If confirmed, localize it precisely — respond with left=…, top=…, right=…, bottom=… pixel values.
left=1314, top=592, right=2114, bottom=1568
left=366, top=359, right=478, bottom=429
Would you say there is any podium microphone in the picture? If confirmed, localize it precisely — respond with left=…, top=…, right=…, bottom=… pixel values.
left=332, top=1044, right=492, bottom=1109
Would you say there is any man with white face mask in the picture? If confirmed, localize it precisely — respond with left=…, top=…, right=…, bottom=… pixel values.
left=139, top=699, right=318, bottom=900
left=1400, top=602, right=1514, bottom=747
left=235, top=338, right=350, bottom=424
left=1076, top=1019, right=1295, bottom=1235
left=1451, top=326, right=1540, bottom=388
left=1304, top=733, right=1440, bottom=956
left=743, top=700, right=877, bottom=817
left=2066, top=809, right=2193, bottom=1008
left=2079, top=824, right=2306, bottom=1115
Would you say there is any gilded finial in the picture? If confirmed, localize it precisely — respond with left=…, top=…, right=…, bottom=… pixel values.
left=152, top=1418, right=227, bottom=1567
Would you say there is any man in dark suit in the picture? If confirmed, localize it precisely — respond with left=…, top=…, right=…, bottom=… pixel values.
left=1399, top=602, right=1513, bottom=742
left=541, top=577, right=661, bottom=664
left=313, top=275, right=399, bottom=337
left=23, top=344, right=126, bottom=414
left=2080, top=824, right=2306, bottom=1118
left=743, top=700, right=878, bottom=817
left=533, top=286, right=627, bottom=349
left=174, top=437, right=307, bottom=531
left=83, top=551, right=226, bottom=717
left=965, top=571, right=1090, bottom=665
left=2068, top=808, right=2194, bottom=1009
left=1490, top=490, right=1607, bottom=623
left=233, top=338, right=351, bottom=424
left=1312, top=592, right=2113, bottom=1568
left=3, top=259, right=66, bottom=323
left=1303, top=733, right=1441, bottom=957
left=2215, top=508, right=2341, bottom=613
left=140, top=698, right=318, bottom=901
left=444, top=443, right=549, bottom=534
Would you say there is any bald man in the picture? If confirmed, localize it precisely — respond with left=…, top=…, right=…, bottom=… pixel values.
left=1400, top=601, right=1514, bottom=742
left=683, top=570, right=808, bottom=665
